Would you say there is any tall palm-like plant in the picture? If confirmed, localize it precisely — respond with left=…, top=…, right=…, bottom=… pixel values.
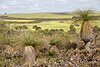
left=75, top=10, right=94, bottom=50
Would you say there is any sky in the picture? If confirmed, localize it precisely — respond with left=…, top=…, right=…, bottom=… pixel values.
left=0, top=0, right=100, bottom=14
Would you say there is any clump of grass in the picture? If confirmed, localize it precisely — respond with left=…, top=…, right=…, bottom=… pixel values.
left=22, top=36, right=38, bottom=47
left=20, top=32, right=39, bottom=47
left=49, top=38, right=60, bottom=46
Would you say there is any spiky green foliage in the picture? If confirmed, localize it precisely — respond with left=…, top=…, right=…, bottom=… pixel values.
left=21, top=33, right=39, bottom=47
left=74, top=10, right=94, bottom=22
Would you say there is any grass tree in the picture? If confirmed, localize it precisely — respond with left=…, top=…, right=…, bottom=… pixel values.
left=20, top=32, right=39, bottom=67
left=75, top=10, right=94, bottom=50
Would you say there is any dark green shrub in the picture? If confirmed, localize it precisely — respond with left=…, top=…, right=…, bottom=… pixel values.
left=36, top=27, right=41, bottom=30
left=70, top=25, right=76, bottom=32
left=59, top=29, right=64, bottom=32
left=22, top=25, right=28, bottom=29
left=46, top=50, right=56, bottom=57
left=33, top=25, right=38, bottom=29
left=33, top=25, right=41, bottom=30
left=50, top=29, right=58, bottom=32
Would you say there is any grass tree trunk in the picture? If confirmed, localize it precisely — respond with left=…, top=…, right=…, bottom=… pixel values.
left=22, top=46, right=36, bottom=67
left=80, top=21, right=93, bottom=50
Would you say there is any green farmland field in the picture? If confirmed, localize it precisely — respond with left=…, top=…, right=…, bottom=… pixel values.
left=3, top=12, right=73, bottom=18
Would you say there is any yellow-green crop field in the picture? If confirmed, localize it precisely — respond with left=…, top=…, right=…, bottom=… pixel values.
left=10, top=21, right=70, bottom=31
left=5, top=20, right=35, bottom=22
left=10, top=20, right=100, bottom=32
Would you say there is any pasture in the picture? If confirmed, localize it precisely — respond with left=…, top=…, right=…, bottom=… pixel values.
left=4, top=12, right=73, bottom=18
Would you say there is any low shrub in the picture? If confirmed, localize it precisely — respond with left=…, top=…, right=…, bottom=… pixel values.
left=46, top=50, right=57, bottom=57
left=49, top=38, right=61, bottom=46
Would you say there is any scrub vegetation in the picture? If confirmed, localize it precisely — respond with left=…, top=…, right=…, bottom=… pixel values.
left=0, top=10, right=100, bottom=67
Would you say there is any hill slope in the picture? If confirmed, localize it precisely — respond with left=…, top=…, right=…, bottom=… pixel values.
left=2, top=12, right=73, bottom=18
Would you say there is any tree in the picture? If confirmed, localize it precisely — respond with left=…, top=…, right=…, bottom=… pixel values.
left=33, top=25, right=41, bottom=31
left=5, top=13, right=7, bottom=15
left=75, top=10, right=94, bottom=50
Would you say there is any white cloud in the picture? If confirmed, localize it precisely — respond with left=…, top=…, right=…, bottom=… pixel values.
left=12, top=0, right=17, bottom=3
left=0, top=5, right=9, bottom=9
left=11, top=0, right=20, bottom=5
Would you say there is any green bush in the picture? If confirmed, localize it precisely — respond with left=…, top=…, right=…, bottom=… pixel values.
left=46, top=50, right=56, bottom=57
left=33, top=25, right=41, bottom=30
left=22, top=25, right=28, bottom=29
left=49, top=38, right=60, bottom=46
